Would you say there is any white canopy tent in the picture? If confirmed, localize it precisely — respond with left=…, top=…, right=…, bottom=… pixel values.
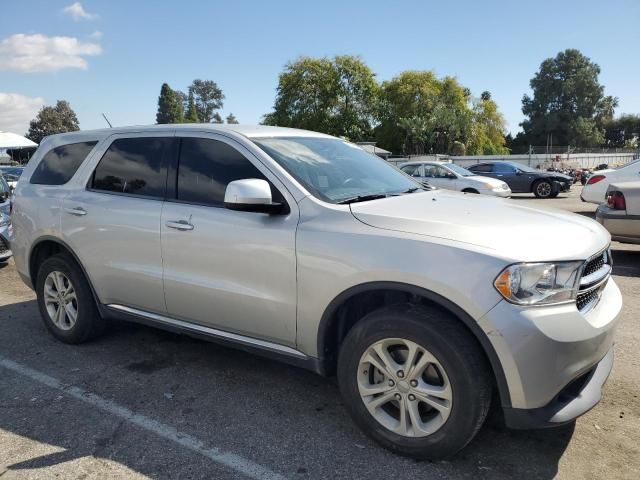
left=0, top=131, right=38, bottom=165
left=0, top=131, right=37, bottom=149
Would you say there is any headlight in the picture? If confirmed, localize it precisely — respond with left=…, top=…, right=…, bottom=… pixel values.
left=494, top=261, right=583, bottom=305
left=0, top=213, right=9, bottom=227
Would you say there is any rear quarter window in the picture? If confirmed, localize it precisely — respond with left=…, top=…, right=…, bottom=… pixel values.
left=30, top=141, right=98, bottom=185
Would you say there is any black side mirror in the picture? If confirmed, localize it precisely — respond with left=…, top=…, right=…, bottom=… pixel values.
left=447, top=173, right=456, bottom=179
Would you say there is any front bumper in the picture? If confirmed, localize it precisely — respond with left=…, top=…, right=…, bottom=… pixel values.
left=554, top=180, right=572, bottom=192
left=504, top=346, right=614, bottom=428
left=478, top=278, right=621, bottom=424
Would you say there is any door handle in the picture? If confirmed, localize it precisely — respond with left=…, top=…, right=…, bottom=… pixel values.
left=64, top=207, right=87, bottom=216
left=166, top=220, right=194, bottom=231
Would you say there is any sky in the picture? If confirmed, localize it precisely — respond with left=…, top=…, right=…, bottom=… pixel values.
left=1, top=0, right=639, bottom=139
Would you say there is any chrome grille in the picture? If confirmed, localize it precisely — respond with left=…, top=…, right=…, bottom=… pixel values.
left=576, top=248, right=612, bottom=313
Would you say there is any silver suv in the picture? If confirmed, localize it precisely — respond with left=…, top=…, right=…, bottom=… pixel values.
left=11, top=125, right=621, bottom=459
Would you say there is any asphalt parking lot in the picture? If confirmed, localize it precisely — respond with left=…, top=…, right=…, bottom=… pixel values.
left=1, top=186, right=638, bottom=480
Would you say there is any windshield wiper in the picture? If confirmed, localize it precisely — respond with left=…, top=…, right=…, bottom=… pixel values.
left=337, top=193, right=388, bottom=205
left=402, top=187, right=420, bottom=193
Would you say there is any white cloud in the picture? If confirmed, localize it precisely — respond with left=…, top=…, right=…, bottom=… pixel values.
left=63, top=2, right=97, bottom=21
left=0, top=93, right=45, bottom=134
left=89, top=30, right=103, bottom=40
left=0, top=33, right=102, bottom=73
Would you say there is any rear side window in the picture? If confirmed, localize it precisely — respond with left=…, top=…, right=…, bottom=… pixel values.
left=177, top=137, right=278, bottom=207
left=469, top=164, right=492, bottom=173
left=91, top=137, right=174, bottom=198
left=493, top=163, right=516, bottom=173
left=30, top=141, right=97, bottom=185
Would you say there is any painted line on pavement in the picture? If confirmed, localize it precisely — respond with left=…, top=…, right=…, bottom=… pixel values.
left=0, top=357, right=287, bottom=480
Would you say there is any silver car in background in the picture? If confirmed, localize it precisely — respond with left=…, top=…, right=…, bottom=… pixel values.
left=400, top=161, right=511, bottom=197
left=596, top=181, right=640, bottom=244
left=11, top=125, right=621, bottom=460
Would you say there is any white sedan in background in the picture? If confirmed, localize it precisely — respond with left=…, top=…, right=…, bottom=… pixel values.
left=400, top=161, right=511, bottom=197
left=596, top=181, right=640, bottom=244
left=581, top=158, right=640, bottom=204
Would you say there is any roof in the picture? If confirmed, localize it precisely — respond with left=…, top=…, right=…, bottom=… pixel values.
left=42, top=124, right=334, bottom=143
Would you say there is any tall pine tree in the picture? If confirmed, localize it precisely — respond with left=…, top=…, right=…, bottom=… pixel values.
left=184, top=92, right=199, bottom=123
left=156, top=83, right=184, bottom=124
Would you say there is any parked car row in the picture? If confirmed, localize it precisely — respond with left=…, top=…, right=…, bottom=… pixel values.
left=8, top=125, right=621, bottom=461
left=0, top=166, right=24, bottom=191
left=400, top=160, right=574, bottom=199
left=399, top=161, right=511, bottom=197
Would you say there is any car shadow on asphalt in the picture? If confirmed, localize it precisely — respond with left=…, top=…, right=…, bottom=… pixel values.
left=0, top=299, right=573, bottom=480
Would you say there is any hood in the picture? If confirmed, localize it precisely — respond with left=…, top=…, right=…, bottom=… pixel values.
left=350, top=190, right=609, bottom=262
left=465, top=175, right=508, bottom=188
left=553, top=173, right=573, bottom=181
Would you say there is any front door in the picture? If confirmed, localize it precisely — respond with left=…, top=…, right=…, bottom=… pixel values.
left=160, top=133, right=299, bottom=346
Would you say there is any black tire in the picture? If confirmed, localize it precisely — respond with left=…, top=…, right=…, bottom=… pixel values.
left=337, top=303, right=492, bottom=460
left=533, top=179, right=554, bottom=198
left=36, top=253, right=107, bottom=344
left=462, top=188, right=479, bottom=194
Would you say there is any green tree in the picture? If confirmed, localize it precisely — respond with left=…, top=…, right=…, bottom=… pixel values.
left=376, top=71, right=485, bottom=155
left=26, top=100, right=80, bottom=144
left=212, top=112, right=223, bottom=124
left=226, top=113, right=239, bottom=124
left=521, top=49, right=617, bottom=147
left=188, top=79, right=224, bottom=123
left=156, top=83, right=184, bottom=124
left=262, top=55, right=378, bottom=141
left=467, top=94, right=509, bottom=154
left=184, top=92, right=199, bottom=123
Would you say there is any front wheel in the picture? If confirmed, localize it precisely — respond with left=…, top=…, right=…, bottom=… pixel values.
left=337, top=304, right=492, bottom=459
left=533, top=179, right=554, bottom=198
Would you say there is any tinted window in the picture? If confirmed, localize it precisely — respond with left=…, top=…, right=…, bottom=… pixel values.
left=493, top=163, right=516, bottom=173
left=30, top=142, right=97, bottom=185
left=177, top=137, right=274, bottom=207
left=401, top=165, right=422, bottom=177
left=469, top=164, right=492, bottom=173
left=92, top=137, right=173, bottom=198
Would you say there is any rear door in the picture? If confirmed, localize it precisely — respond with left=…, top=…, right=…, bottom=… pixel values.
left=61, top=133, right=177, bottom=314
left=160, top=132, right=299, bottom=346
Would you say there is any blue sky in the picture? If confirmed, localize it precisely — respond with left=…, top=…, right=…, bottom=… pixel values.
left=1, top=0, right=639, bottom=137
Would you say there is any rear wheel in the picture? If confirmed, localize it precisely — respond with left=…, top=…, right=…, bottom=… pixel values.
left=533, top=179, right=554, bottom=198
left=36, top=253, right=107, bottom=344
left=337, top=304, right=492, bottom=459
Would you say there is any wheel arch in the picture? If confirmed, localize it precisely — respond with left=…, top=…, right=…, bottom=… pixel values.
left=317, top=281, right=512, bottom=407
left=28, top=236, right=102, bottom=306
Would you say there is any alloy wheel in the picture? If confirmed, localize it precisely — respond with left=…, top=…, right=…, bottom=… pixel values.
left=357, top=338, right=452, bottom=437
left=44, top=271, right=78, bottom=330
left=536, top=182, right=552, bottom=197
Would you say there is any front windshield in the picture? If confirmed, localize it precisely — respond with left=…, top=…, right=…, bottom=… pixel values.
left=446, top=163, right=474, bottom=177
left=252, top=137, right=421, bottom=203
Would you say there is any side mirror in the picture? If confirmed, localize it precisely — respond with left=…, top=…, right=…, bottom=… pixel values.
left=447, top=172, right=456, bottom=179
left=224, top=179, right=285, bottom=215
left=515, top=170, right=523, bottom=175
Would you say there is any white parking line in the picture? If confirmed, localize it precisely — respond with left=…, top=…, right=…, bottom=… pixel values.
left=0, top=357, right=288, bottom=480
